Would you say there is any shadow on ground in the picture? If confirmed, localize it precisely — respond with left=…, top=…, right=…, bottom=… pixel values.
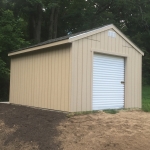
left=0, top=104, right=67, bottom=150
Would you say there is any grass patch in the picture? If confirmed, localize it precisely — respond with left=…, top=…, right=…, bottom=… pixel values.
left=67, top=86, right=150, bottom=116
left=142, top=86, right=150, bottom=112
left=67, top=110, right=99, bottom=118
left=103, top=109, right=119, bottom=114
left=67, top=109, right=119, bottom=117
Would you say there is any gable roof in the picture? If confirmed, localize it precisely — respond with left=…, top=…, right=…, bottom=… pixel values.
left=8, top=24, right=144, bottom=56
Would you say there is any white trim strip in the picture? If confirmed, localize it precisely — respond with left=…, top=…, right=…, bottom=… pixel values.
left=69, top=24, right=113, bottom=42
left=69, top=24, right=144, bottom=56
left=69, top=24, right=112, bottom=40
left=0, top=102, right=10, bottom=104
left=8, top=24, right=144, bottom=56
left=112, top=26, right=144, bottom=56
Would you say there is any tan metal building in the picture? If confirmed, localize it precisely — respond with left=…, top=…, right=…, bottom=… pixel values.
left=8, top=24, right=144, bottom=112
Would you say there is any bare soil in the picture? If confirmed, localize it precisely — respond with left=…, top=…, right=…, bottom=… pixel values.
left=0, top=104, right=150, bottom=150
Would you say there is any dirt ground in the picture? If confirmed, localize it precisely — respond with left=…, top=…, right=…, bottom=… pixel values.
left=0, top=104, right=150, bottom=150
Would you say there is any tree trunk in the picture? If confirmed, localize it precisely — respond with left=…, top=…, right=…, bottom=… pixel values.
left=28, top=3, right=42, bottom=43
left=48, top=7, right=59, bottom=39
left=32, top=4, right=42, bottom=43
left=49, top=8, right=55, bottom=39
left=28, top=14, right=34, bottom=40
left=53, top=7, right=59, bottom=38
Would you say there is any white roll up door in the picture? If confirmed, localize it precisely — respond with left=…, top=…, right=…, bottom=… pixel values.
left=93, top=54, right=125, bottom=110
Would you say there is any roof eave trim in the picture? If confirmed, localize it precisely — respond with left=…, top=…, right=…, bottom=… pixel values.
left=112, top=25, right=144, bottom=56
left=69, top=24, right=144, bottom=56
left=69, top=24, right=113, bottom=42
left=8, top=39, right=70, bottom=56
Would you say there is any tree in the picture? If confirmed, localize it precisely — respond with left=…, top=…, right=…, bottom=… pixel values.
left=0, top=10, right=30, bottom=65
left=10, top=0, right=61, bottom=42
left=0, top=0, right=150, bottom=101
left=0, top=10, right=29, bottom=101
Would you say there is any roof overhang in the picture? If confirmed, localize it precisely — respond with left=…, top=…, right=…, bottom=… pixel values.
left=8, top=24, right=144, bottom=56
left=8, top=39, right=70, bottom=56
left=69, top=24, right=144, bottom=56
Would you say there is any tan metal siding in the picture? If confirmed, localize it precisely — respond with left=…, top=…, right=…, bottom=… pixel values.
left=9, top=44, right=71, bottom=111
left=70, top=29, right=142, bottom=112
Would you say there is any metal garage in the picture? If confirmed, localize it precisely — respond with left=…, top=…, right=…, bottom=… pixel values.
left=8, top=24, right=144, bottom=112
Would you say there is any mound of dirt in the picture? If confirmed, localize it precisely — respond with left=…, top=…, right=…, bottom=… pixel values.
left=0, top=104, right=66, bottom=150
left=0, top=104, right=150, bottom=150
left=57, top=111, right=150, bottom=150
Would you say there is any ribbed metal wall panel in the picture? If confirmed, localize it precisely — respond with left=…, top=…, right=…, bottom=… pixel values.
left=70, top=29, right=142, bottom=112
left=9, top=44, right=71, bottom=111
left=93, top=54, right=124, bottom=110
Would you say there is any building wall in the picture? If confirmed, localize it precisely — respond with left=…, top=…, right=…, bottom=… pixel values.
left=70, top=29, right=142, bottom=112
left=9, top=44, right=71, bottom=111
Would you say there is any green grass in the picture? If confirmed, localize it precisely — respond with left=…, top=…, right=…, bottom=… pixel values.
left=67, top=86, right=150, bottom=116
left=66, top=110, right=99, bottom=118
left=67, top=109, right=119, bottom=117
left=103, top=109, right=119, bottom=114
left=142, top=86, right=150, bottom=112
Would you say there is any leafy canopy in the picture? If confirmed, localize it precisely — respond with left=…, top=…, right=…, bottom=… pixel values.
left=0, top=10, right=30, bottom=77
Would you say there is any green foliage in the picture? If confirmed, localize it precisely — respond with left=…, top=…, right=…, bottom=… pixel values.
left=0, top=0, right=150, bottom=101
left=0, top=10, right=30, bottom=52
left=0, top=9, right=30, bottom=101
left=0, top=59, right=9, bottom=78
left=0, top=77, right=9, bottom=102
left=142, top=86, right=150, bottom=112
left=143, top=51, right=150, bottom=85
left=0, top=10, right=29, bottom=75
